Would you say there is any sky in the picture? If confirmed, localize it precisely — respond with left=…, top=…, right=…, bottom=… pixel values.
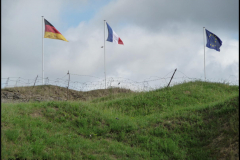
left=1, top=0, right=239, bottom=91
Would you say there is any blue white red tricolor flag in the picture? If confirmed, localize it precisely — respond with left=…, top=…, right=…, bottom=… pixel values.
left=106, top=22, right=124, bottom=45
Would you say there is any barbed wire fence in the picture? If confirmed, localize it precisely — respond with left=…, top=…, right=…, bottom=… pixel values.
left=1, top=70, right=239, bottom=102
left=1, top=70, right=239, bottom=92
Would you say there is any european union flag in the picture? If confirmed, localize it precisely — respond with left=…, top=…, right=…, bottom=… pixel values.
left=205, top=29, right=222, bottom=52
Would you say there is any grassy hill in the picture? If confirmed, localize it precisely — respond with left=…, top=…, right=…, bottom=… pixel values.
left=1, top=81, right=239, bottom=159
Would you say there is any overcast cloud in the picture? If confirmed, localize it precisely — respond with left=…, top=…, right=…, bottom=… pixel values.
left=1, top=0, right=239, bottom=90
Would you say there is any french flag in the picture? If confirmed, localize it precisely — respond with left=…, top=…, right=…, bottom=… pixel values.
left=106, top=22, right=124, bottom=45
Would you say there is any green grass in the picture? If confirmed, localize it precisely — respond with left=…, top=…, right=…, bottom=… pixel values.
left=1, top=81, right=239, bottom=159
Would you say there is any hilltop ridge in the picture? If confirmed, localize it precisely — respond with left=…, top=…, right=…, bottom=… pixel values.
left=1, top=85, right=132, bottom=103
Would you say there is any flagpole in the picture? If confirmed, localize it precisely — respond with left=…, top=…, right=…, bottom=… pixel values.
left=203, top=27, right=206, bottom=81
left=104, top=20, right=106, bottom=89
left=42, top=16, right=44, bottom=85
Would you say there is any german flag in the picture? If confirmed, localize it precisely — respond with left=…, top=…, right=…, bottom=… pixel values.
left=44, top=19, right=68, bottom=42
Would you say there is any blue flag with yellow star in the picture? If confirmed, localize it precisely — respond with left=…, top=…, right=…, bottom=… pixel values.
left=205, top=29, right=222, bottom=52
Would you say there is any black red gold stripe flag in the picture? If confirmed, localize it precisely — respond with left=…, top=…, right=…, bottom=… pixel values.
left=44, top=19, right=68, bottom=42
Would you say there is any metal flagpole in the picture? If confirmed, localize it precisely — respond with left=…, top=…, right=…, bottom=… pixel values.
left=203, top=27, right=206, bottom=81
left=104, top=20, right=106, bottom=89
left=42, top=16, right=44, bottom=85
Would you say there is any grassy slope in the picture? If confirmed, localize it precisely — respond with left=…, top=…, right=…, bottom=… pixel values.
left=1, top=81, right=239, bottom=160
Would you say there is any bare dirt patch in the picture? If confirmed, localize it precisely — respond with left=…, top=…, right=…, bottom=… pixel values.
left=184, top=91, right=191, bottom=94
left=30, top=110, right=43, bottom=118
left=1, top=85, right=133, bottom=103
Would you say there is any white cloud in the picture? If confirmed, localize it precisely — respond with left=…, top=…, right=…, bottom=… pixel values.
left=209, top=39, right=238, bottom=67
left=1, top=0, right=239, bottom=89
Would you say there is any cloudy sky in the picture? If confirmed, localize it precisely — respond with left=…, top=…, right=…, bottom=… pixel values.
left=1, top=0, right=239, bottom=90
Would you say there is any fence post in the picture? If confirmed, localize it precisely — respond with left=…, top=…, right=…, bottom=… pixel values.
left=166, top=68, right=177, bottom=107
left=5, top=77, right=9, bottom=88
left=56, top=79, right=59, bottom=101
left=33, top=75, right=38, bottom=87
left=46, top=77, right=49, bottom=85
left=31, top=75, right=38, bottom=100
left=167, top=68, right=177, bottom=88
left=15, top=77, right=20, bottom=87
left=67, top=71, right=70, bottom=101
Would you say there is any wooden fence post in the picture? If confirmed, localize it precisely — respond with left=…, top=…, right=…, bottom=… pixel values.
left=67, top=71, right=70, bottom=101
left=31, top=75, right=38, bottom=100
left=15, top=77, right=20, bottom=87
left=167, top=68, right=177, bottom=88
left=33, top=75, right=38, bottom=87
left=5, top=77, right=9, bottom=88
left=166, top=68, right=177, bottom=107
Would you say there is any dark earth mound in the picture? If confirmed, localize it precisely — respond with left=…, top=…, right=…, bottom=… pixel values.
left=1, top=85, right=132, bottom=103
